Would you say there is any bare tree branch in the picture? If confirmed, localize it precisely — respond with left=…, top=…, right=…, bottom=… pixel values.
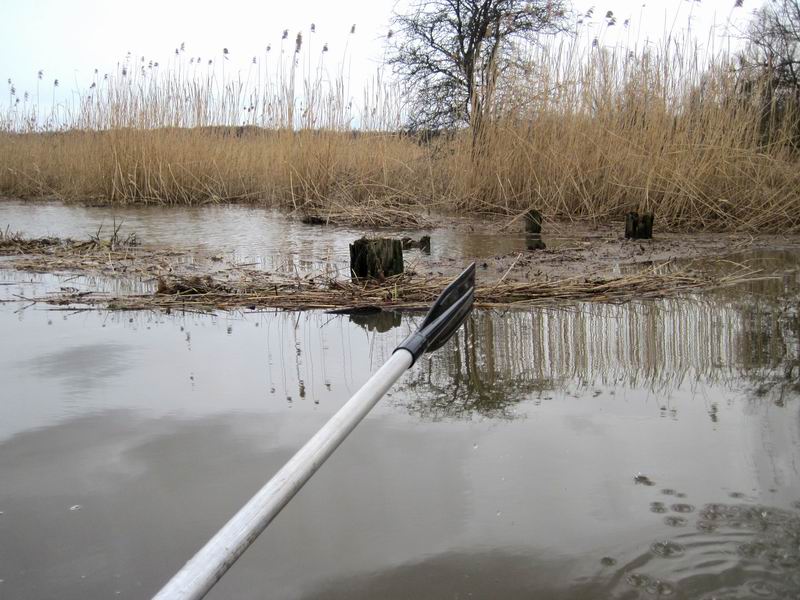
left=387, top=0, right=570, bottom=132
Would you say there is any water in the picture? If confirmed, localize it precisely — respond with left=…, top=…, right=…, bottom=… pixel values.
left=0, top=199, right=531, bottom=274
left=1, top=202, right=799, bottom=599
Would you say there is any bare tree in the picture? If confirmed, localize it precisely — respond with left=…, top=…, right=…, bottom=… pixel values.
left=743, top=0, right=800, bottom=90
left=740, top=0, right=800, bottom=144
left=388, top=0, right=569, bottom=135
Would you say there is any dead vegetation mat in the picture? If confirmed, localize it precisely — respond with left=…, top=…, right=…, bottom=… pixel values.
left=0, top=232, right=773, bottom=312
left=13, top=262, right=769, bottom=312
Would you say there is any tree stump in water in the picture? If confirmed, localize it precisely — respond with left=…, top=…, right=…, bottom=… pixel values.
left=349, top=237, right=404, bottom=280
left=525, top=209, right=543, bottom=234
left=401, top=235, right=431, bottom=253
left=526, top=234, right=546, bottom=250
left=625, top=212, right=654, bottom=239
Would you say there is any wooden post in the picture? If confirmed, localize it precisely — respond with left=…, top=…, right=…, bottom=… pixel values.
left=419, top=235, right=431, bottom=253
left=524, top=210, right=542, bottom=234
left=400, top=236, right=431, bottom=253
left=349, top=237, right=404, bottom=279
left=526, top=234, right=546, bottom=250
left=625, top=212, right=654, bottom=239
left=625, top=212, right=639, bottom=239
left=636, top=213, right=654, bottom=239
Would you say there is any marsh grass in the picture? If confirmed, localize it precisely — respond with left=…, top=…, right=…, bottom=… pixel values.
left=1, top=31, right=799, bottom=231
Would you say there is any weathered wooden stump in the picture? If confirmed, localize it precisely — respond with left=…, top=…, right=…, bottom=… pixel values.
left=419, top=235, right=431, bottom=253
left=524, top=209, right=543, bottom=234
left=526, top=234, right=546, bottom=250
left=624, top=213, right=638, bottom=239
left=637, top=213, right=654, bottom=239
left=349, top=237, right=404, bottom=279
left=400, top=235, right=431, bottom=253
left=624, top=212, right=654, bottom=239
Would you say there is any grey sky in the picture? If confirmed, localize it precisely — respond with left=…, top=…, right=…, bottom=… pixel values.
left=1, top=0, right=757, bottom=109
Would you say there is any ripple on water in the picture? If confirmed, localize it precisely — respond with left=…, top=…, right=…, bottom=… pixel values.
left=651, top=540, right=686, bottom=558
left=608, top=503, right=800, bottom=599
left=696, top=520, right=718, bottom=533
left=651, top=501, right=668, bottom=514
left=625, top=573, right=676, bottom=596
left=747, top=580, right=783, bottom=598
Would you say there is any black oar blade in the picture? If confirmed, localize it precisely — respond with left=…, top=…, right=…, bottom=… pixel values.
left=395, top=263, right=476, bottom=364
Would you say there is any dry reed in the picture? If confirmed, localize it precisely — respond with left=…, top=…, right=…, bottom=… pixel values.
left=1, top=31, right=799, bottom=231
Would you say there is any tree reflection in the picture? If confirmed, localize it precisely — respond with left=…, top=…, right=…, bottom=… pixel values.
left=398, top=283, right=800, bottom=419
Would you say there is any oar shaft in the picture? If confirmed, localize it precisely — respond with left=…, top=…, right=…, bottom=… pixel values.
left=153, top=349, right=414, bottom=600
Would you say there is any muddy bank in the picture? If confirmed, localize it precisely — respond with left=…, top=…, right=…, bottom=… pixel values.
left=430, top=218, right=800, bottom=281
left=2, top=224, right=796, bottom=311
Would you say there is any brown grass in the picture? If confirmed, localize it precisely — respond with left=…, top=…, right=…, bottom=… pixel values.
left=1, top=33, right=799, bottom=231
left=0, top=233, right=768, bottom=311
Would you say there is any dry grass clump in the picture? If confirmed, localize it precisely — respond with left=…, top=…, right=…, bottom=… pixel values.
left=26, top=261, right=762, bottom=312
left=0, top=227, right=58, bottom=251
left=1, top=33, right=799, bottom=231
left=0, top=228, right=181, bottom=283
left=0, top=223, right=138, bottom=255
left=156, top=275, right=229, bottom=295
left=299, top=201, right=432, bottom=228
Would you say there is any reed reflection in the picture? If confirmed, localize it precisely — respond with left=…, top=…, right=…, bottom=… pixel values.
left=67, top=278, right=799, bottom=421
left=399, top=293, right=800, bottom=419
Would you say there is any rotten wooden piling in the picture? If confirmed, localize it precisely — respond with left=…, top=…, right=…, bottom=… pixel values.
left=637, top=213, right=654, bottom=239
left=526, top=234, right=546, bottom=250
left=524, top=210, right=543, bottom=234
left=401, top=235, right=431, bottom=253
left=349, top=237, right=404, bottom=279
left=624, top=212, right=654, bottom=239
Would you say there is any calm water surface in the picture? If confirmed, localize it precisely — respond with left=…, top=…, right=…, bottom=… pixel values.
left=0, top=199, right=535, bottom=273
left=1, top=202, right=799, bottom=599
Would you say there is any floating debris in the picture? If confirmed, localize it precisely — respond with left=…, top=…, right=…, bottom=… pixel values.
left=635, top=473, right=656, bottom=486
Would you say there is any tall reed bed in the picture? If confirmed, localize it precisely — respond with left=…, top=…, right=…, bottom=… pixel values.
left=1, top=32, right=798, bottom=231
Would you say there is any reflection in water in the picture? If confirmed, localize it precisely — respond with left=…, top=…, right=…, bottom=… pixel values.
left=0, top=199, right=523, bottom=272
left=300, top=549, right=599, bottom=600
left=1, top=258, right=799, bottom=599
left=17, top=342, right=135, bottom=396
left=349, top=310, right=403, bottom=333
left=400, top=293, right=799, bottom=419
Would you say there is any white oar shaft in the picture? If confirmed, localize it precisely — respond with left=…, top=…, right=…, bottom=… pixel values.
left=153, top=349, right=414, bottom=600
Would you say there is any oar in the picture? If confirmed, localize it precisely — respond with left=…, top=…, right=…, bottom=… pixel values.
left=154, top=263, right=476, bottom=600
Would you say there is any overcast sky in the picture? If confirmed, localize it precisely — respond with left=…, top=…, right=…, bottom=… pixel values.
left=1, top=0, right=757, bottom=108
